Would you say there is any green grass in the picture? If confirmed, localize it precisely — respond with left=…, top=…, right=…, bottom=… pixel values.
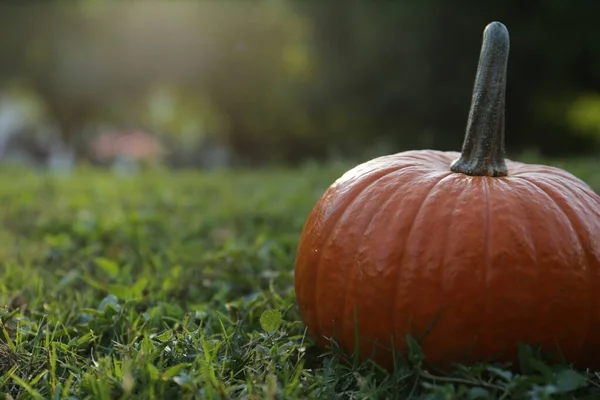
left=0, top=156, right=598, bottom=399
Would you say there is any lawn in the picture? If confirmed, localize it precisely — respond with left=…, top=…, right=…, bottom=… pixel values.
left=0, top=156, right=599, bottom=399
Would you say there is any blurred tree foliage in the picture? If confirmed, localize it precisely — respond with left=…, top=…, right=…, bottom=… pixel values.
left=302, top=0, right=600, bottom=157
left=0, top=0, right=598, bottom=166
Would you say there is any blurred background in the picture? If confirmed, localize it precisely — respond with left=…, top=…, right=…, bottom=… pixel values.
left=0, top=0, right=599, bottom=171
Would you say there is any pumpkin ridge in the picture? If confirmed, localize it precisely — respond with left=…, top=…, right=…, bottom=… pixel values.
left=337, top=167, right=441, bottom=359
left=514, top=176, right=594, bottom=361
left=339, top=187, right=394, bottom=360
left=485, top=179, right=545, bottom=361
left=431, top=176, right=484, bottom=363
left=531, top=174, right=600, bottom=218
left=310, top=166, right=412, bottom=343
left=392, top=172, right=455, bottom=351
left=512, top=177, right=582, bottom=352
left=514, top=176, right=590, bottom=251
left=479, top=178, right=557, bottom=362
left=544, top=177, right=600, bottom=362
left=479, top=177, right=493, bottom=362
left=521, top=172, right=600, bottom=203
left=527, top=176, right=600, bottom=363
left=391, top=150, right=455, bottom=170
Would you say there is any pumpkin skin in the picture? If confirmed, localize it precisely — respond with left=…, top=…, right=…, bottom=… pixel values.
left=293, top=22, right=600, bottom=371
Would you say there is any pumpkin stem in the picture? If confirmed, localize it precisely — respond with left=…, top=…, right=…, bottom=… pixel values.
left=450, top=21, right=510, bottom=177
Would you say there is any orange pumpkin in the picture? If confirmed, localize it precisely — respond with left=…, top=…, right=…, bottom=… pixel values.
left=294, top=21, right=600, bottom=370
